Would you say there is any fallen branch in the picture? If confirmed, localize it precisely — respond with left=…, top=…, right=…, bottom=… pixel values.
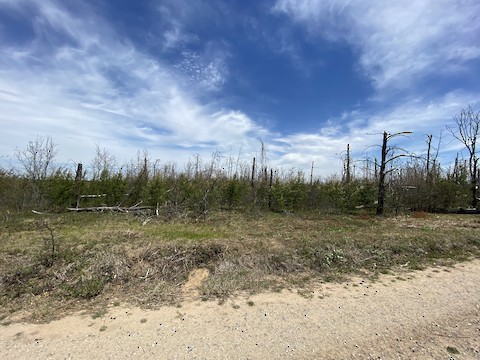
left=67, top=205, right=153, bottom=213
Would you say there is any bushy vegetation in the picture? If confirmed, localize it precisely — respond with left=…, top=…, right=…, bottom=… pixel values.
left=3, top=105, right=480, bottom=216
left=0, top=149, right=474, bottom=216
left=2, top=107, right=479, bottom=215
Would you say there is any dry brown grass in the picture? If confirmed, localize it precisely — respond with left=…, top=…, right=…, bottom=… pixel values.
left=1, top=210, right=479, bottom=323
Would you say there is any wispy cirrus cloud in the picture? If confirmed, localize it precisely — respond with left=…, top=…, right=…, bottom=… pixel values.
left=0, top=0, right=267, bottom=172
left=152, top=0, right=231, bottom=93
left=273, top=0, right=480, bottom=91
left=154, top=0, right=227, bottom=50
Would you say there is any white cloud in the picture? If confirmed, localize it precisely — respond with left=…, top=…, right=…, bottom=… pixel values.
left=1, top=0, right=479, bottom=180
left=270, top=91, right=480, bottom=177
left=273, top=0, right=480, bottom=91
left=267, top=0, right=480, bottom=176
left=152, top=1, right=231, bottom=92
left=0, top=0, right=267, bottom=174
left=154, top=0, right=227, bottom=50
left=174, top=48, right=229, bottom=92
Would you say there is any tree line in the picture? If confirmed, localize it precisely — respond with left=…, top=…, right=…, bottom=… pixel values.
left=1, top=106, right=479, bottom=216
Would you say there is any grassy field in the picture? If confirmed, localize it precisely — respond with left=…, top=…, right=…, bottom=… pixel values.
left=1, top=210, right=479, bottom=323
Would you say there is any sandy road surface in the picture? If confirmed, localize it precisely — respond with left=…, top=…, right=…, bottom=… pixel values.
left=2, top=261, right=479, bottom=359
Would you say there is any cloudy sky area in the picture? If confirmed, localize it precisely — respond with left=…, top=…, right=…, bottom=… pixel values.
left=1, top=0, right=479, bottom=178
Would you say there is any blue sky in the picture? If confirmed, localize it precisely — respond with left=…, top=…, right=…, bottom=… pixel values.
left=1, top=0, right=479, bottom=178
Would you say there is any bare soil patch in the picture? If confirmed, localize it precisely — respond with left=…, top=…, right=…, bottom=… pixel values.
left=182, top=268, right=210, bottom=299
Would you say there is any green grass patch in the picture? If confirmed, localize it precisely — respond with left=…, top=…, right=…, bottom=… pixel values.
left=446, top=346, right=460, bottom=355
left=91, top=309, right=108, bottom=319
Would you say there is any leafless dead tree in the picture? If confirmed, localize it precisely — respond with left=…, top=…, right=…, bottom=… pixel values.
left=447, top=106, right=480, bottom=208
left=15, top=135, right=57, bottom=180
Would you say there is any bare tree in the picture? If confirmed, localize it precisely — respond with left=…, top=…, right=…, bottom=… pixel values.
left=91, top=144, right=116, bottom=180
left=15, top=135, right=58, bottom=180
left=422, top=133, right=442, bottom=211
left=342, top=144, right=351, bottom=183
left=376, top=131, right=412, bottom=215
left=447, top=106, right=480, bottom=208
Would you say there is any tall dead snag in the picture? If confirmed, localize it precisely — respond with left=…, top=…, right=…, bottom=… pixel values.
left=426, top=135, right=433, bottom=180
left=343, top=144, right=351, bottom=183
left=376, top=131, right=412, bottom=216
left=251, top=157, right=256, bottom=187
left=376, top=133, right=389, bottom=216
left=424, top=133, right=442, bottom=211
left=447, top=106, right=480, bottom=208
left=74, top=163, right=83, bottom=208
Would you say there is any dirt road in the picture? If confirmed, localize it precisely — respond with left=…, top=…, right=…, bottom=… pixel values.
left=2, top=260, right=479, bottom=359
